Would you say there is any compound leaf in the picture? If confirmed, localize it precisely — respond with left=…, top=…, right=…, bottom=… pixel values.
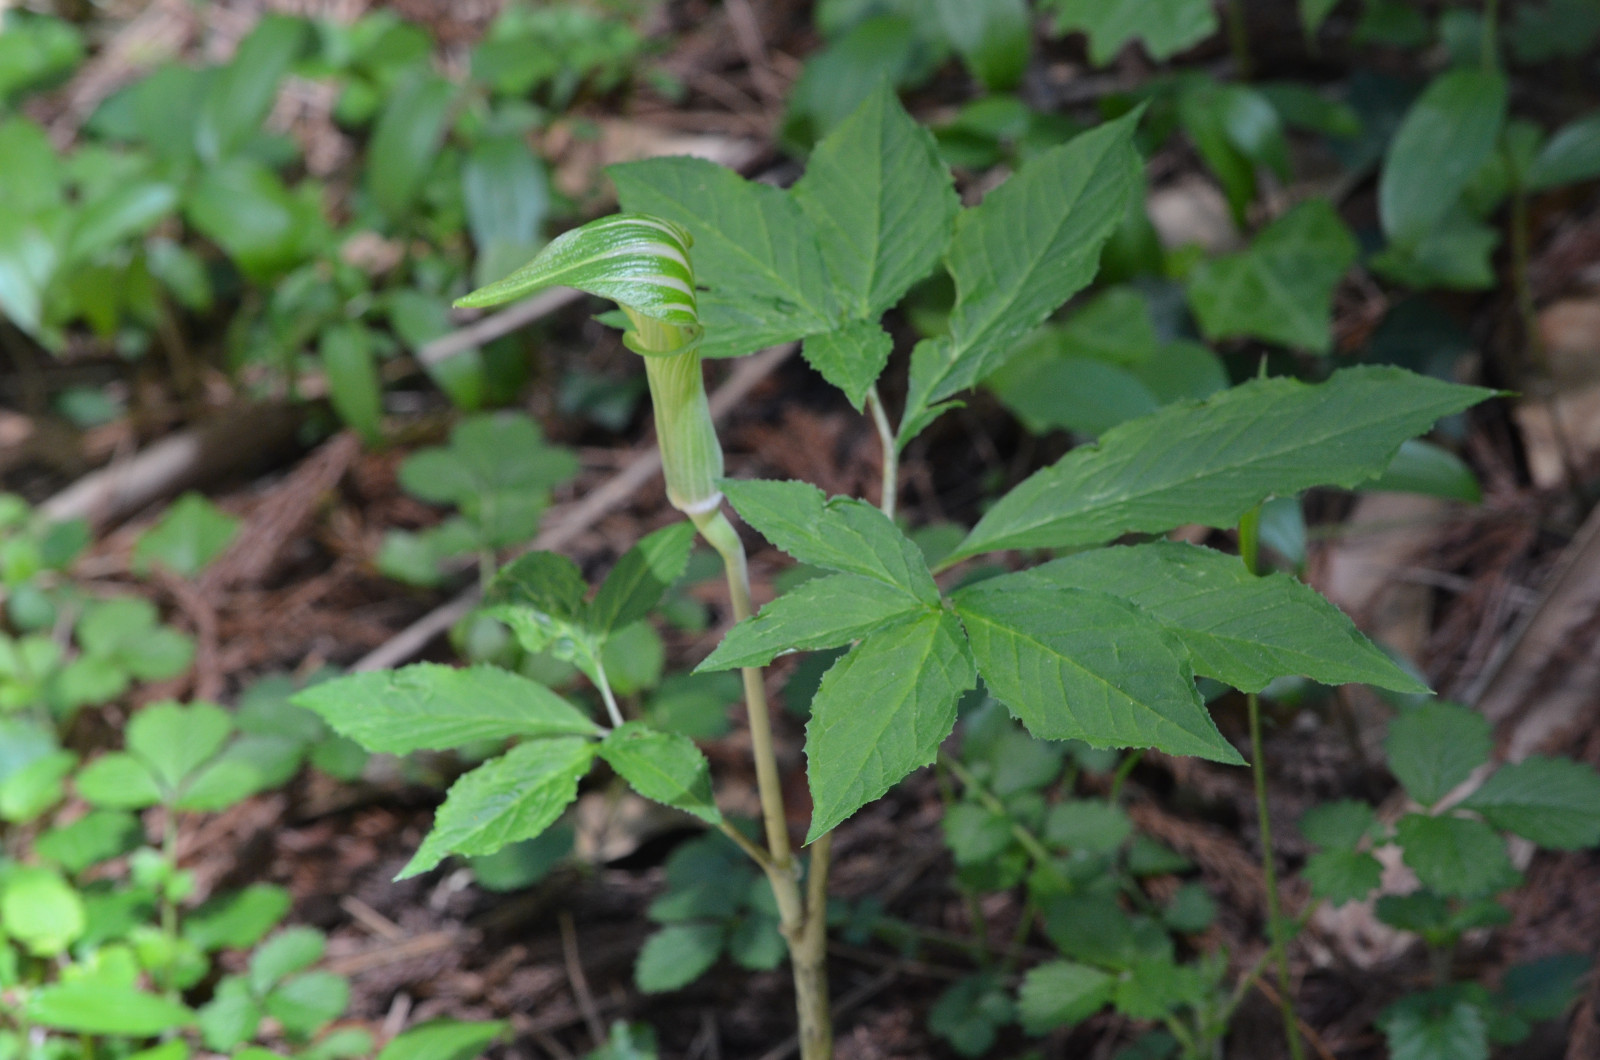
left=698, top=573, right=930, bottom=672
left=1031, top=542, right=1426, bottom=693
left=293, top=664, right=599, bottom=755
left=954, top=576, right=1241, bottom=764
left=949, top=367, right=1493, bottom=561
left=402, top=737, right=596, bottom=879
left=722, top=478, right=939, bottom=602
left=805, top=611, right=976, bottom=842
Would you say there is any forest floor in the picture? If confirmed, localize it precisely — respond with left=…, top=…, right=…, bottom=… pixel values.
left=7, top=1, right=1600, bottom=1058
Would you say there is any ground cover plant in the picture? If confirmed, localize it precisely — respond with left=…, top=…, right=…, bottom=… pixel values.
left=3, top=1, right=1600, bottom=1058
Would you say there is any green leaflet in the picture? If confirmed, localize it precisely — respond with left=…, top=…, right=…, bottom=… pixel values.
left=1185, top=199, right=1358, bottom=353
left=28, top=982, right=194, bottom=1036
left=698, top=573, right=930, bottom=671
left=127, top=700, right=232, bottom=792
left=984, top=287, right=1227, bottom=437
left=1041, top=0, right=1217, bottom=65
left=801, top=320, right=894, bottom=412
left=1303, top=848, right=1384, bottom=905
left=367, top=72, right=457, bottom=222
left=291, top=664, right=599, bottom=755
left=721, top=478, right=940, bottom=602
left=790, top=81, right=959, bottom=321
left=454, top=213, right=700, bottom=329
left=1017, top=961, right=1115, bottom=1032
left=953, top=575, right=1242, bottom=764
left=1370, top=206, right=1500, bottom=292
left=1384, top=702, right=1490, bottom=807
left=1301, top=799, right=1378, bottom=851
left=1379, top=69, right=1507, bottom=247
left=1527, top=111, right=1600, bottom=191
left=132, top=493, right=240, bottom=579
left=378, top=1020, right=509, bottom=1060
left=805, top=610, right=976, bottom=841
left=320, top=323, right=383, bottom=444
left=481, top=525, right=694, bottom=681
left=1031, top=542, right=1426, bottom=693
left=402, top=737, right=596, bottom=879
left=636, top=922, right=725, bottom=993
left=1458, top=757, right=1600, bottom=850
left=599, top=722, right=721, bottom=824
left=1300, top=0, right=1342, bottom=36
left=1379, top=993, right=1489, bottom=1060
left=1367, top=439, right=1482, bottom=502
left=898, top=110, right=1143, bottom=448
left=948, top=367, right=1494, bottom=562
left=195, top=16, right=307, bottom=164
left=589, top=522, right=697, bottom=634
left=1394, top=814, right=1517, bottom=898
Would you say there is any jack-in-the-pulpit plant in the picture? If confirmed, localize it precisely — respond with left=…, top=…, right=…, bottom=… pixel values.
left=295, top=85, right=1494, bottom=1059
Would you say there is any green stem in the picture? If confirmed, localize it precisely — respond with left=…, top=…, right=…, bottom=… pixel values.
left=866, top=385, right=898, bottom=520
left=692, top=507, right=831, bottom=1060
left=591, top=657, right=626, bottom=730
left=1248, top=691, right=1303, bottom=1060
left=1108, top=748, right=1145, bottom=804
left=1238, top=508, right=1304, bottom=1060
